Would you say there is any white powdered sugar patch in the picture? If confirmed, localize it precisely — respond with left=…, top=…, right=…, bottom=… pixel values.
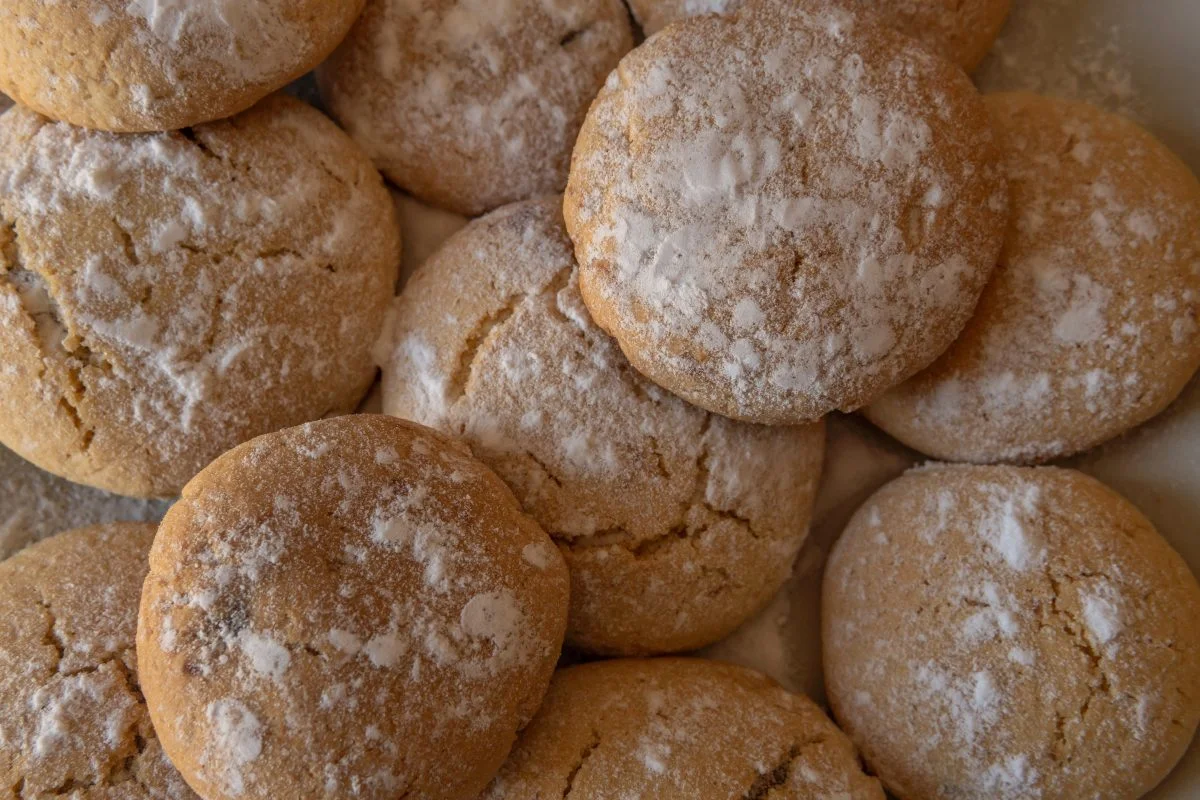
left=460, top=589, right=526, bottom=661
left=204, top=699, right=264, bottom=796
left=979, top=482, right=1045, bottom=571
left=237, top=630, right=291, bottom=682
left=1081, top=583, right=1124, bottom=647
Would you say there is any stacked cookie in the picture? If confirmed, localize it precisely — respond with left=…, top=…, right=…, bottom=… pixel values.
left=3, top=1, right=1200, bottom=799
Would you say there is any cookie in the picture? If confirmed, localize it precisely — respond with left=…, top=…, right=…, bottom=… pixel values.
left=0, top=444, right=170, bottom=559
left=823, top=464, right=1200, bottom=800
left=137, top=415, right=569, bottom=800
left=379, top=197, right=825, bottom=655
left=317, top=0, right=634, bottom=216
left=565, top=1, right=1007, bottom=425
left=0, top=0, right=364, bottom=132
left=628, top=0, right=1011, bottom=71
left=0, top=95, right=400, bottom=498
left=867, top=93, right=1200, bottom=464
left=484, top=658, right=884, bottom=799
left=0, top=523, right=198, bottom=799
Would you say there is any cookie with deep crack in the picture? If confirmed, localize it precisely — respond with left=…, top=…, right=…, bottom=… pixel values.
left=483, top=658, right=884, bottom=799
left=866, top=93, right=1200, bottom=464
left=565, top=0, right=1008, bottom=425
left=0, top=522, right=199, bottom=799
left=378, top=197, right=825, bottom=655
left=137, top=415, right=569, bottom=800
left=0, top=95, right=400, bottom=498
left=317, top=0, right=634, bottom=215
left=823, top=464, right=1200, bottom=800
left=0, top=0, right=364, bottom=131
left=628, top=0, right=1011, bottom=72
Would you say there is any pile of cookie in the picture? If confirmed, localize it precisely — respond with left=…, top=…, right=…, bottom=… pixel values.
left=2, top=1, right=1200, bottom=799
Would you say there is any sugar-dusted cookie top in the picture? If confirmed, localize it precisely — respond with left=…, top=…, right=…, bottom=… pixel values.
left=137, top=415, right=569, bottom=800
left=823, top=464, right=1200, bottom=800
left=566, top=1, right=1007, bottom=425
left=0, top=95, right=400, bottom=498
left=0, top=0, right=365, bottom=131
left=868, top=92, right=1200, bottom=464
left=379, top=196, right=825, bottom=655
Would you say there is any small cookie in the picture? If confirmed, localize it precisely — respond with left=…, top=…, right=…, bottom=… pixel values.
left=137, top=415, right=569, bottom=800
left=823, top=465, right=1200, bottom=800
left=0, top=444, right=170, bottom=559
left=565, top=1, right=1007, bottom=425
left=0, top=0, right=364, bottom=131
left=318, top=0, right=634, bottom=215
left=0, top=95, right=400, bottom=498
left=0, top=523, right=198, bottom=799
left=628, top=0, right=1011, bottom=71
left=484, top=658, right=884, bottom=799
left=379, top=197, right=825, bottom=655
left=868, top=93, right=1200, bottom=464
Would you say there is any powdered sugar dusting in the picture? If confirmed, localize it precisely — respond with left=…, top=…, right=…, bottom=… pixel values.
left=203, top=698, right=264, bottom=796
left=566, top=4, right=1005, bottom=423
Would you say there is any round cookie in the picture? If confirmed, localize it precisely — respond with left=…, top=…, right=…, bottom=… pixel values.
left=0, top=95, right=400, bottom=498
left=317, top=0, right=634, bottom=216
left=867, top=93, right=1200, bottom=464
left=484, top=658, right=884, bottom=799
left=628, top=0, right=1011, bottom=72
left=137, top=415, right=570, bottom=800
left=565, top=1, right=1008, bottom=426
left=823, top=465, right=1200, bottom=800
left=0, top=0, right=364, bottom=132
left=0, top=443, right=169, bottom=559
left=379, top=196, right=825, bottom=655
left=0, top=523, right=198, bottom=799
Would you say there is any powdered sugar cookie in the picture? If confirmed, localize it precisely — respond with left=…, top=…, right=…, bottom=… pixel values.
left=0, top=444, right=169, bottom=559
left=628, top=0, right=1011, bottom=71
left=566, top=1, right=1007, bottom=425
left=137, top=415, right=569, bottom=800
left=484, top=658, right=884, bottom=799
left=318, top=0, right=634, bottom=216
left=0, top=95, right=400, bottom=498
left=0, top=0, right=364, bottom=131
left=0, top=523, right=198, bottom=799
left=867, top=93, right=1200, bottom=464
left=379, top=197, right=825, bottom=655
left=823, top=465, right=1200, bottom=800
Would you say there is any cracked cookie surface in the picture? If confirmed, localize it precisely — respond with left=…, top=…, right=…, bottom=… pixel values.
left=0, top=0, right=364, bottom=131
left=0, top=522, right=198, bottom=800
left=482, top=658, right=884, bottom=799
left=822, top=464, right=1200, bottom=800
left=137, top=415, right=569, bottom=800
left=377, top=196, right=824, bottom=655
left=0, top=95, right=400, bottom=498
left=317, top=0, right=634, bottom=215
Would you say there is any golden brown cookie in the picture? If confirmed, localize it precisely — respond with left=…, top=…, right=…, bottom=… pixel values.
left=318, top=0, right=634, bottom=216
left=823, top=465, right=1200, bottom=800
left=484, top=658, right=884, bottom=799
left=0, top=0, right=364, bottom=132
left=391, top=190, right=469, bottom=289
left=379, top=196, right=825, bottom=655
left=867, top=93, right=1200, bottom=464
left=629, top=0, right=1011, bottom=71
left=565, top=1, right=1007, bottom=425
left=0, top=95, right=400, bottom=498
left=137, top=415, right=569, bottom=800
left=0, top=523, right=198, bottom=800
